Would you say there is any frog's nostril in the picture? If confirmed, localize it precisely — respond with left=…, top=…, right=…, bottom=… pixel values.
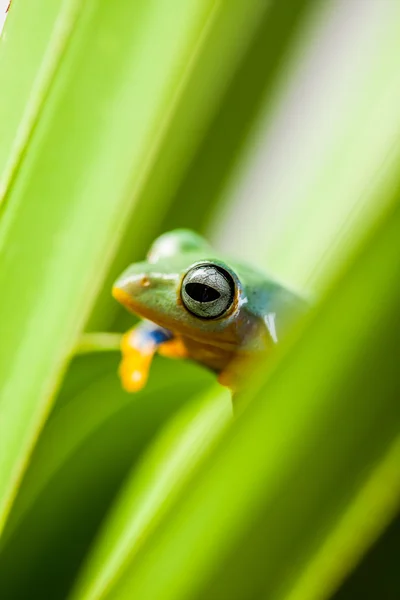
left=141, top=276, right=151, bottom=288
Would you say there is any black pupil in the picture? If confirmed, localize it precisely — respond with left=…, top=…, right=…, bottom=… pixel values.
left=185, top=282, right=220, bottom=303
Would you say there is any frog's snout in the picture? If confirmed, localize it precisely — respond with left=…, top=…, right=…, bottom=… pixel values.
left=112, top=270, right=152, bottom=309
left=112, top=263, right=180, bottom=321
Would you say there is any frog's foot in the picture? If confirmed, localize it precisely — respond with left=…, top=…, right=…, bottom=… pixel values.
left=119, top=350, right=154, bottom=392
left=119, top=322, right=172, bottom=392
left=158, top=337, right=189, bottom=359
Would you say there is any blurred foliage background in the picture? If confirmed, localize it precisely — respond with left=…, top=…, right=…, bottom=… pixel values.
left=0, top=0, right=399, bottom=599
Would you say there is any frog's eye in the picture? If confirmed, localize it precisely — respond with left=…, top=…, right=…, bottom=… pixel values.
left=181, top=264, right=235, bottom=319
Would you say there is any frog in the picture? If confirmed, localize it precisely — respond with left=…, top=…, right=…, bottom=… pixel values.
left=112, top=229, right=304, bottom=393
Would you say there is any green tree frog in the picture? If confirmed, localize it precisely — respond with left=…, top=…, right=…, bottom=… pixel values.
left=112, top=229, right=304, bottom=392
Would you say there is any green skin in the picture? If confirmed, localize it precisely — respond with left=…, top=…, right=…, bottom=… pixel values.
left=113, top=230, right=304, bottom=385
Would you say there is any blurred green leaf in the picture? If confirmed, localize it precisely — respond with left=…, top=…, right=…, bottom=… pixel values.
left=0, top=0, right=80, bottom=199
left=71, top=196, right=400, bottom=600
left=70, top=383, right=230, bottom=600
left=1, top=354, right=214, bottom=543
left=332, top=511, right=400, bottom=600
left=0, top=354, right=216, bottom=599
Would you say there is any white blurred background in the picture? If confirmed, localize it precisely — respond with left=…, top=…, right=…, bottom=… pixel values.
left=0, top=0, right=8, bottom=35
left=211, top=0, right=400, bottom=294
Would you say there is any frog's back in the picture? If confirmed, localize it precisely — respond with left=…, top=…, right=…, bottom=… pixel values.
left=230, top=258, right=306, bottom=333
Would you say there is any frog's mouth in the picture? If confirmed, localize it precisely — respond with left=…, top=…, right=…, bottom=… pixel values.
left=112, top=286, right=150, bottom=317
left=112, top=287, right=174, bottom=330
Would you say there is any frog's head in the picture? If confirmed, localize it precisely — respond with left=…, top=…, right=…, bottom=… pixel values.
left=112, top=230, right=266, bottom=348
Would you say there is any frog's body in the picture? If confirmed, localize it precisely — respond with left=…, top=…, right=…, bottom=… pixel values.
left=112, top=229, right=304, bottom=392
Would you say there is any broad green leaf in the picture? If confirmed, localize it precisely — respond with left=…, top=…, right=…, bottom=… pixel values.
left=284, top=438, right=400, bottom=600
left=0, top=0, right=237, bottom=533
left=332, top=511, right=400, bottom=600
left=1, top=354, right=213, bottom=545
left=71, top=196, right=400, bottom=600
left=0, top=0, right=81, bottom=199
left=71, top=384, right=230, bottom=600
left=0, top=355, right=216, bottom=599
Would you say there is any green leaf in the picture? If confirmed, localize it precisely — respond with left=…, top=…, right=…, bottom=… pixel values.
left=0, top=354, right=216, bottom=599
left=1, top=354, right=214, bottom=543
left=0, top=0, right=81, bottom=199
left=70, top=383, right=230, bottom=600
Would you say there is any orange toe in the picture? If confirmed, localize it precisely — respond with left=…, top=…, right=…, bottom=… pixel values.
left=119, top=351, right=153, bottom=393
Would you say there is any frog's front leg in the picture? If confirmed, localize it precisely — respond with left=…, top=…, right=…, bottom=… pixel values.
left=157, top=337, right=189, bottom=359
left=119, top=321, right=173, bottom=392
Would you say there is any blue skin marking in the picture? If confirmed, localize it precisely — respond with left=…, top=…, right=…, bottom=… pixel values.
left=135, top=322, right=173, bottom=349
left=148, top=326, right=173, bottom=345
